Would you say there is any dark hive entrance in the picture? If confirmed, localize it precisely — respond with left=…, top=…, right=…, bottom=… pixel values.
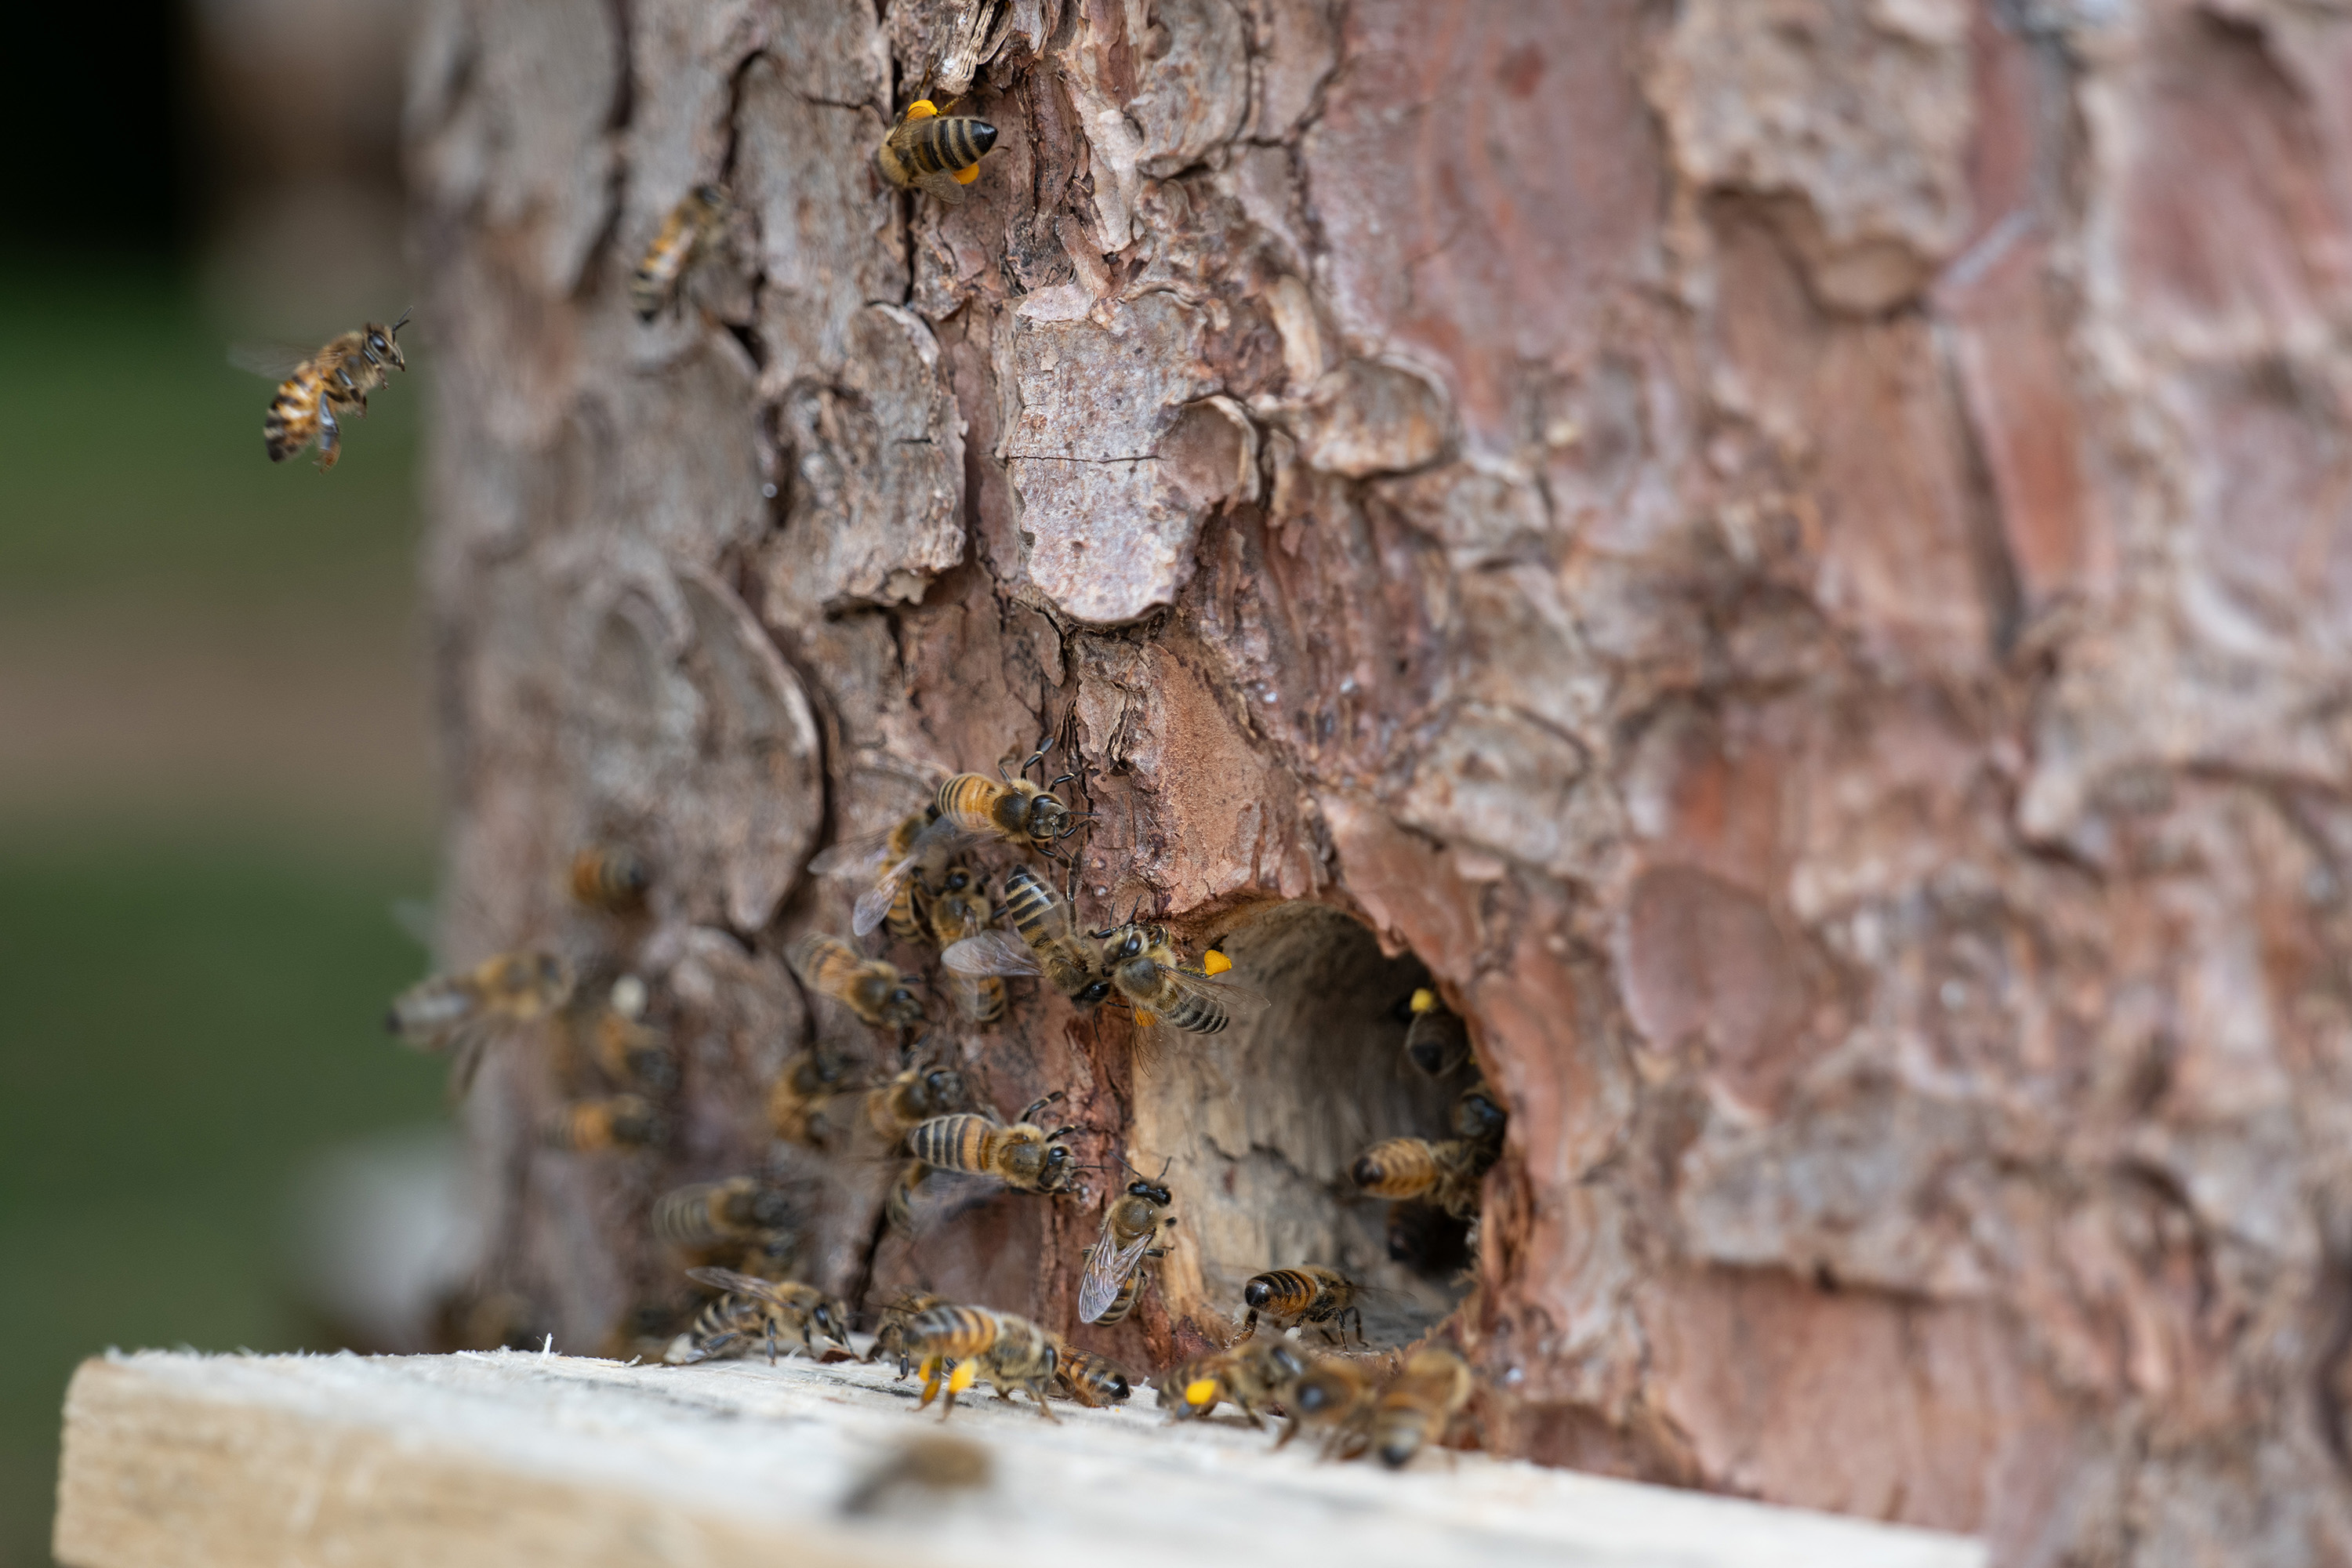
left=1132, top=902, right=1472, bottom=1348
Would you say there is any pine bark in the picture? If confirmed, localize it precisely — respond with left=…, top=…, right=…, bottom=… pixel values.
left=406, top=2, right=2352, bottom=1563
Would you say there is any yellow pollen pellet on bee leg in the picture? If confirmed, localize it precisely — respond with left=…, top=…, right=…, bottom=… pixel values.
left=1410, top=986, right=1436, bottom=1012
left=949, top=1360, right=978, bottom=1393
left=1203, top=950, right=1233, bottom=975
left=1184, top=1377, right=1220, bottom=1408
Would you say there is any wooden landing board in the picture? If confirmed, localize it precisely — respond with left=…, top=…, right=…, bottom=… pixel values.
left=55, top=1349, right=1987, bottom=1568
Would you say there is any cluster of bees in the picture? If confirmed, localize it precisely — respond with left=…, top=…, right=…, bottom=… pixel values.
left=242, top=93, right=1000, bottom=470
left=332, top=31, right=1507, bottom=1485
left=383, top=731, right=1508, bottom=1470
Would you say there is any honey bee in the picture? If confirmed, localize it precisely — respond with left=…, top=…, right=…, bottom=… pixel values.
left=904, top=1305, right=1061, bottom=1420
left=1403, top=989, right=1472, bottom=1077
left=541, top=1093, right=666, bottom=1152
left=1352, top=1137, right=1488, bottom=1219
left=1453, top=1081, right=1508, bottom=1152
left=386, top=949, right=575, bottom=1095
left=924, top=863, right=1005, bottom=1025
left=1156, top=1337, right=1304, bottom=1428
left=651, top=1177, right=800, bottom=1252
left=1271, top=1351, right=1377, bottom=1454
left=789, top=933, right=925, bottom=1029
left=1091, top=918, right=1268, bottom=1058
left=942, top=864, right=1116, bottom=1007
left=817, top=739, right=1087, bottom=938
left=809, top=807, right=937, bottom=942
left=884, top=1159, right=930, bottom=1235
left=865, top=1290, right=946, bottom=1377
left=1078, top=1160, right=1174, bottom=1325
left=630, top=184, right=731, bottom=321
left=904, top=1093, right=1080, bottom=1196
left=238, top=312, right=409, bottom=471
left=1047, top=1335, right=1133, bottom=1407
left=1239, top=1265, right=1364, bottom=1347
left=865, top=1045, right=967, bottom=1145
left=569, top=844, right=651, bottom=912
left=666, top=1266, right=850, bottom=1365
left=1363, top=1344, right=1473, bottom=1467
left=877, top=99, right=999, bottom=203
left=588, top=976, right=677, bottom=1091
left=768, top=1044, right=856, bottom=1147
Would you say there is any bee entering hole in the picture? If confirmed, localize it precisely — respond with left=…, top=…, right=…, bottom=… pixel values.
left=1125, top=902, right=1472, bottom=1347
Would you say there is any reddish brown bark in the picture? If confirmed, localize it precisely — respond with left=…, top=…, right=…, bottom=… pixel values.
left=408, top=2, right=2352, bottom=1562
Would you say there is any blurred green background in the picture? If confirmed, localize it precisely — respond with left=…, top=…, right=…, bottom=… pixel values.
left=2, top=7, right=445, bottom=1560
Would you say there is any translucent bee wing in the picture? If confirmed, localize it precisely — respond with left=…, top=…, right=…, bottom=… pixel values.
left=388, top=898, right=438, bottom=950
left=685, top=1265, right=782, bottom=1301
left=1077, top=1225, right=1156, bottom=1324
left=227, top=342, right=315, bottom=379
left=851, top=864, right=915, bottom=936
left=890, top=1168, right=1007, bottom=1235
left=942, top=931, right=1044, bottom=978
left=807, top=825, right=902, bottom=879
left=1156, top=964, right=1272, bottom=1022
left=912, top=169, right=973, bottom=205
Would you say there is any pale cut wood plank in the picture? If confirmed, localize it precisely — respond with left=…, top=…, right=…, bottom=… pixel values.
left=55, top=1349, right=1987, bottom=1568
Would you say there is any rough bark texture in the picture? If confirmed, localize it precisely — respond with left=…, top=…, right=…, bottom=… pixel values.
left=406, top=2, right=2352, bottom=1563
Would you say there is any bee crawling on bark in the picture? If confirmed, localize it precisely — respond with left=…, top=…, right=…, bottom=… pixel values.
left=942, top=863, right=1116, bottom=1009
left=1352, top=1135, right=1490, bottom=1220
left=877, top=98, right=998, bottom=203
left=630, top=183, right=731, bottom=321
left=539, top=1092, right=666, bottom=1152
left=789, top=933, right=925, bottom=1029
left=1090, top=916, right=1268, bottom=1062
left=1077, top=1158, right=1175, bottom=1326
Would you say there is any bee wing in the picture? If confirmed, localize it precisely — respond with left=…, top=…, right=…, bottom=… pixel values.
left=942, top=931, right=1044, bottom=978
left=1077, top=1225, right=1156, bottom=1324
left=387, top=898, right=438, bottom=950
left=684, top=1265, right=784, bottom=1302
left=1157, top=965, right=1272, bottom=1022
left=890, top=1168, right=1009, bottom=1235
left=914, top=169, right=973, bottom=204
left=806, top=825, right=903, bottom=880
left=845, top=818, right=975, bottom=936
left=227, top=342, right=315, bottom=379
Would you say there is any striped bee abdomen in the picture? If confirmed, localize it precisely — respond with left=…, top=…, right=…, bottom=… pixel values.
left=935, top=773, right=1004, bottom=833
left=905, top=115, right=996, bottom=176
left=906, top=1113, right=990, bottom=1171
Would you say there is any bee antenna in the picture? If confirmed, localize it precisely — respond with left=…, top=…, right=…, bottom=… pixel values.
left=391, top=307, right=412, bottom=335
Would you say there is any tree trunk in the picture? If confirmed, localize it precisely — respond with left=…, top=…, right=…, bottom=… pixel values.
left=405, top=2, right=2352, bottom=1563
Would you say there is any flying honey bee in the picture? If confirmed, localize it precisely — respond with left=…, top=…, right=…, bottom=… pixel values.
left=1352, top=1136, right=1488, bottom=1219
left=1077, top=1160, right=1174, bottom=1326
left=1091, top=918, right=1268, bottom=1061
left=877, top=99, right=998, bottom=203
left=812, top=739, right=1087, bottom=938
left=1047, top=1335, right=1133, bottom=1407
left=569, top=844, right=651, bottom=912
left=1272, top=1351, right=1377, bottom=1454
left=924, top=864, right=1005, bottom=1025
left=903, top=1305, right=1061, bottom=1421
left=651, top=1177, right=800, bottom=1253
left=768, top=1044, right=855, bottom=1148
left=630, top=184, right=731, bottom=321
left=235, top=312, right=409, bottom=471
left=541, top=1093, right=665, bottom=1152
left=1239, top=1265, right=1366, bottom=1347
left=865, top=1046, right=967, bottom=1145
left=903, top=1092, right=1081, bottom=1198
left=666, top=1266, right=850, bottom=1365
left=386, top=948, right=575, bottom=1096
left=1156, top=1337, right=1303, bottom=1428
left=1403, top=988, right=1472, bottom=1077
left=865, top=1290, right=946, bottom=1378
left=942, top=864, right=1115, bottom=1008
left=1363, top=1344, right=1474, bottom=1467
left=789, top=933, right=925, bottom=1029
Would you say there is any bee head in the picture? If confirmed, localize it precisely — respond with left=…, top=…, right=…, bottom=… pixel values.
left=941, top=866, right=973, bottom=894
left=1377, top=1437, right=1417, bottom=1469
left=1075, top=977, right=1113, bottom=1007
left=923, top=1066, right=962, bottom=1105
left=1127, top=1178, right=1171, bottom=1207
left=1454, top=1087, right=1506, bottom=1143
left=883, top=988, right=924, bottom=1026
left=1022, top=788, right=1071, bottom=844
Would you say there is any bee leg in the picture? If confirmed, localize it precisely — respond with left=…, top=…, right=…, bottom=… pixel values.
left=1015, top=1090, right=1067, bottom=1124
left=766, top=1323, right=779, bottom=1366
left=1348, top=1308, right=1366, bottom=1348
left=314, top=401, right=343, bottom=473
left=1239, top=1309, right=1260, bottom=1339
left=939, top=1358, right=978, bottom=1420
left=1029, top=1385, right=1061, bottom=1422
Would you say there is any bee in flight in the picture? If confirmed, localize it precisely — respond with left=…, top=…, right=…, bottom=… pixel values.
left=1361, top=1344, right=1474, bottom=1468
left=941, top=864, right=1114, bottom=1008
left=665, top=1266, right=850, bottom=1365
left=385, top=948, right=574, bottom=1097
left=650, top=1177, right=800, bottom=1256
left=902, top=1304, right=1060, bottom=1421
left=569, top=844, right=651, bottom=913
left=540, top=1093, right=665, bottom=1152
left=877, top=99, right=998, bottom=203
left=808, top=737, right=1089, bottom=938
left=1090, top=916, right=1268, bottom=1062
left=789, top=933, right=924, bottom=1029
left=1403, top=988, right=1472, bottom=1077
left=234, top=311, right=409, bottom=472
left=1239, top=1265, right=1365, bottom=1347
left=1077, top=1158, right=1174, bottom=1326
left=631, top=183, right=731, bottom=321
